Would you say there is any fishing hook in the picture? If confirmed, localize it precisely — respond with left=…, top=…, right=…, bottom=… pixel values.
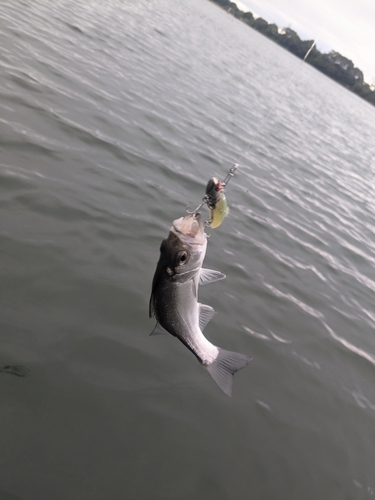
left=186, top=195, right=210, bottom=215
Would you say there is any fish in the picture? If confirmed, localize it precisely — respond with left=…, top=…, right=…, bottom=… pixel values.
left=149, top=212, right=251, bottom=396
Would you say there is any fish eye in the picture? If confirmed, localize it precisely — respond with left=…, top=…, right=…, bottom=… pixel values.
left=176, top=250, right=190, bottom=266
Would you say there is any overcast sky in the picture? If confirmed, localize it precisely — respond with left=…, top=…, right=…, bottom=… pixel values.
left=235, top=0, right=375, bottom=85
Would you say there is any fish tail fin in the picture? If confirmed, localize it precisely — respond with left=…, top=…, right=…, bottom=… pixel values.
left=206, top=348, right=252, bottom=397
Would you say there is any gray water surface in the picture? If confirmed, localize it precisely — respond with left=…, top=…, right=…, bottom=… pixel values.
left=1, top=1, right=375, bottom=499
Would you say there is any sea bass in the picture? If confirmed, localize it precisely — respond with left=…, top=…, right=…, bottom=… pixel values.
left=149, top=212, right=251, bottom=397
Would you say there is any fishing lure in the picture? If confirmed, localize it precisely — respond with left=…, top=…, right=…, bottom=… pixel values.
left=205, top=164, right=238, bottom=228
left=186, top=164, right=238, bottom=228
left=205, top=177, right=228, bottom=229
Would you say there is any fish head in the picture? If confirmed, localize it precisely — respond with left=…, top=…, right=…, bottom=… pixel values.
left=171, top=211, right=205, bottom=243
left=155, top=212, right=207, bottom=284
left=166, top=212, right=206, bottom=280
left=149, top=212, right=207, bottom=317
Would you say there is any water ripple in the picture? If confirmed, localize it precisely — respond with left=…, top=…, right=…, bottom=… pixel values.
left=324, top=322, right=375, bottom=368
left=262, top=280, right=324, bottom=319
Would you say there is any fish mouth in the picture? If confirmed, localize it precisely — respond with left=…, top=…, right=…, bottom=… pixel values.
left=172, top=212, right=204, bottom=240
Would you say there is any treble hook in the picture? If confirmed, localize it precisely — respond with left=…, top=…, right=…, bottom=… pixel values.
left=185, top=195, right=210, bottom=215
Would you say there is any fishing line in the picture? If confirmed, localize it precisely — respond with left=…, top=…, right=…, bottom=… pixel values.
left=233, top=12, right=335, bottom=167
left=189, top=13, right=334, bottom=226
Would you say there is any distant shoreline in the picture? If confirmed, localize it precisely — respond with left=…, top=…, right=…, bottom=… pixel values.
left=209, top=0, right=375, bottom=107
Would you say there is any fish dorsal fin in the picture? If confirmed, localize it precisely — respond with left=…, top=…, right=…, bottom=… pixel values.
left=199, top=269, right=226, bottom=286
left=199, top=304, right=216, bottom=331
left=150, top=323, right=169, bottom=336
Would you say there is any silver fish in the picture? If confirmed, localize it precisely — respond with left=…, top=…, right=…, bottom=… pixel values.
left=149, top=212, right=251, bottom=397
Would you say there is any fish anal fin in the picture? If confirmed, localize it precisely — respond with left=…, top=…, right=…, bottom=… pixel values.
left=198, top=303, right=215, bottom=331
left=150, top=323, right=169, bottom=336
left=199, top=269, right=226, bottom=286
left=205, top=348, right=252, bottom=397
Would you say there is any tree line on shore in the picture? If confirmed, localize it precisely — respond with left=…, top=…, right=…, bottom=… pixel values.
left=211, top=0, right=375, bottom=106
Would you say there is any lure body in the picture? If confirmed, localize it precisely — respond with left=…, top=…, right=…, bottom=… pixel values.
left=205, top=177, right=229, bottom=228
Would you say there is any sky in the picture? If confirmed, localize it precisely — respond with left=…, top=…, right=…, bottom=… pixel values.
left=234, top=0, right=375, bottom=85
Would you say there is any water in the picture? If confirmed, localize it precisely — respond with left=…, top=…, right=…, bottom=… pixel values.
left=1, top=0, right=375, bottom=498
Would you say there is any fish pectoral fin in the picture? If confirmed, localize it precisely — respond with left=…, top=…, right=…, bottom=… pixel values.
left=199, top=269, right=226, bottom=286
left=206, top=348, right=252, bottom=397
left=198, top=304, right=216, bottom=331
left=149, top=323, right=169, bottom=336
